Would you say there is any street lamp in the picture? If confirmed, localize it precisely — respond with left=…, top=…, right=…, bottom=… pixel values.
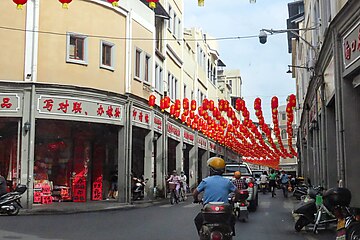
left=286, top=65, right=313, bottom=74
left=258, top=27, right=318, bottom=55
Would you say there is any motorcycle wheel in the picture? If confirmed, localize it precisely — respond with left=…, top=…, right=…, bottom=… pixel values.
left=346, top=221, right=360, bottom=240
left=295, top=216, right=310, bottom=232
left=170, top=191, right=175, bottom=205
left=7, top=205, right=20, bottom=216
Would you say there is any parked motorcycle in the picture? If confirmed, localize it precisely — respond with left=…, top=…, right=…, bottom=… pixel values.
left=293, top=184, right=336, bottom=232
left=0, top=184, right=27, bottom=216
left=132, top=177, right=148, bottom=201
left=198, top=202, right=234, bottom=240
left=293, top=185, right=308, bottom=200
left=322, top=187, right=360, bottom=240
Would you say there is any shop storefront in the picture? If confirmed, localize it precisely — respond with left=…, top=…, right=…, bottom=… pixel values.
left=166, top=121, right=181, bottom=175
left=197, top=134, right=208, bottom=184
left=182, top=128, right=195, bottom=188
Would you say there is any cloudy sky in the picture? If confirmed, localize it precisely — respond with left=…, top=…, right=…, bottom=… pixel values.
left=183, top=0, right=295, bottom=122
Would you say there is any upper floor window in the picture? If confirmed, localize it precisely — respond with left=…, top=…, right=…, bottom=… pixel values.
left=67, top=33, right=88, bottom=65
left=135, top=49, right=142, bottom=79
left=168, top=6, right=173, bottom=32
left=168, top=72, right=178, bottom=100
left=282, top=113, right=286, bottom=121
left=281, top=129, right=287, bottom=140
left=155, top=17, right=164, bottom=52
left=100, top=40, right=114, bottom=71
left=155, top=64, right=163, bottom=92
left=144, top=55, right=151, bottom=83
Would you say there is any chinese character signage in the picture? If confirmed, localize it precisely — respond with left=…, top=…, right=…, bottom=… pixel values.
left=154, top=115, right=163, bottom=133
left=167, top=121, right=181, bottom=141
left=343, top=21, right=360, bottom=69
left=209, top=141, right=216, bottom=153
left=132, top=106, right=151, bottom=129
left=37, top=95, right=124, bottom=125
left=0, top=94, right=20, bottom=115
left=183, top=129, right=195, bottom=145
left=198, top=135, right=207, bottom=150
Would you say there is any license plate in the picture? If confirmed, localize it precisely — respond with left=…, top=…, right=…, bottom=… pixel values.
left=337, top=219, right=345, bottom=230
left=240, top=207, right=248, bottom=211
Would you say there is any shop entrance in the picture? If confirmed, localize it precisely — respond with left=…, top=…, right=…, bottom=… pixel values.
left=0, top=118, right=20, bottom=191
left=167, top=138, right=178, bottom=176
left=182, top=143, right=192, bottom=186
left=131, top=127, right=149, bottom=179
left=197, top=149, right=206, bottom=184
left=34, top=120, right=118, bottom=203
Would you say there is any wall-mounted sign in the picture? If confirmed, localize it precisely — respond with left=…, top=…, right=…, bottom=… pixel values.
left=183, top=129, right=195, bottom=145
left=132, top=106, right=151, bottom=129
left=154, top=115, right=163, bottom=133
left=198, top=135, right=207, bottom=150
left=167, top=121, right=181, bottom=141
left=37, top=95, right=124, bottom=125
left=0, top=93, right=21, bottom=115
left=343, top=21, right=360, bottom=69
left=208, top=141, right=216, bottom=153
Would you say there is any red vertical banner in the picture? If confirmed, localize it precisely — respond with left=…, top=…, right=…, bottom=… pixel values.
left=72, top=140, right=87, bottom=202
left=92, top=144, right=104, bottom=200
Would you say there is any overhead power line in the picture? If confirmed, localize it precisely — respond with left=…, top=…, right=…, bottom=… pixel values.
left=0, top=25, right=264, bottom=41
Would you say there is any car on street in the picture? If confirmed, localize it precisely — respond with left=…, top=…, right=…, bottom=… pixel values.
left=223, top=162, right=259, bottom=211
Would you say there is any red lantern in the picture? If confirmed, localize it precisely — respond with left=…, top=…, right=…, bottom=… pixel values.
left=148, top=94, right=156, bottom=108
left=170, top=105, right=175, bottom=116
left=59, top=0, right=72, bottom=9
left=175, top=99, right=181, bottom=110
left=146, top=0, right=158, bottom=9
left=183, top=98, right=189, bottom=110
left=164, top=96, right=171, bottom=109
left=107, top=0, right=119, bottom=7
left=209, top=100, right=214, bottom=111
left=160, top=98, right=165, bottom=111
left=191, top=100, right=197, bottom=111
left=202, top=99, right=209, bottom=110
left=13, top=0, right=27, bottom=9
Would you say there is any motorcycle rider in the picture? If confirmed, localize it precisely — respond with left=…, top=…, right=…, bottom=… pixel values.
left=232, top=171, right=248, bottom=190
left=179, top=171, right=187, bottom=200
left=260, top=171, right=268, bottom=193
left=167, top=170, right=181, bottom=199
left=0, top=174, right=7, bottom=197
left=193, top=157, right=240, bottom=236
left=279, top=170, right=290, bottom=198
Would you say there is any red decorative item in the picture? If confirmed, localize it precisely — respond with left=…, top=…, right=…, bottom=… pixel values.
left=170, top=105, right=176, bottom=116
left=146, top=0, right=158, bottom=9
left=107, top=0, right=119, bottom=7
left=160, top=98, right=165, bottom=111
left=191, top=100, right=197, bottom=111
left=13, top=0, right=27, bottom=9
left=148, top=95, right=156, bottom=108
left=183, top=98, right=189, bottom=110
left=58, top=0, right=72, bottom=9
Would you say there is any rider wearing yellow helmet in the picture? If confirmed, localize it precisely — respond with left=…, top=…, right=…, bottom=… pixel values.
left=193, top=157, right=240, bottom=236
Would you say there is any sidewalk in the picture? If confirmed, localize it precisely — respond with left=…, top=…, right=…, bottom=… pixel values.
left=19, top=198, right=169, bottom=215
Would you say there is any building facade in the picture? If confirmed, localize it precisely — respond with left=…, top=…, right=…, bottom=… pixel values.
left=289, top=0, right=360, bottom=208
left=0, top=0, right=242, bottom=208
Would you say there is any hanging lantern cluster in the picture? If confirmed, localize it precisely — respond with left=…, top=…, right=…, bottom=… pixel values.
left=148, top=94, right=297, bottom=168
left=286, top=94, right=297, bottom=157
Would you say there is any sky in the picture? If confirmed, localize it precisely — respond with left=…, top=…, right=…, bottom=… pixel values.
left=183, top=0, right=295, bottom=123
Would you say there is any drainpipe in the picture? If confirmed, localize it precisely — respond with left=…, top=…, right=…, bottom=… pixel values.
left=334, top=33, right=346, bottom=185
left=124, top=97, right=133, bottom=203
left=320, top=84, right=328, bottom=188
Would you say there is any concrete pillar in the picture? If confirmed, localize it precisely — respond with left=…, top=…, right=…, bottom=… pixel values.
left=155, top=134, right=164, bottom=196
left=144, top=131, right=153, bottom=199
left=176, top=142, right=182, bottom=174
left=188, top=145, right=196, bottom=191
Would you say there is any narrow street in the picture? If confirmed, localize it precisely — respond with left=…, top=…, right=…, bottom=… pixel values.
left=0, top=190, right=335, bottom=240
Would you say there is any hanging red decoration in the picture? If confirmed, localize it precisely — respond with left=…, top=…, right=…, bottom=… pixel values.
left=209, top=100, right=215, bottom=111
left=164, top=96, right=171, bottom=109
left=107, top=0, right=119, bottom=7
left=160, top=98, right=165, bottom=112
left=175, top=99, right=181, bottom=110
left=13, top=0, right=27, bottom=9
left=183, top=98, right=189, bottom=110
left=191, top=100, right=197, bottom=111
left=146, top=0, right=158, bottom=9
left=148, top=94, right=156, bottom=108
left=202, top=99, right=209, bottom=110
left=59, top=0, right=72, bottom=9
left=169, top=105, right=176, bottom=116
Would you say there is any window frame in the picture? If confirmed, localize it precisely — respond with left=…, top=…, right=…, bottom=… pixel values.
left=144, top=54, right=151, bottom=83
left=66, top=32, right=88, bottom=65
left=100, top=40, right=115, bottom=71
left=135, top=48, right=142, bottom=80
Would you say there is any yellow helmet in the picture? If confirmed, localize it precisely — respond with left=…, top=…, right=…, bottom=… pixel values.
left=234, top=171, right=241, bottom=179
left=207, top=157, right=225, bottom=175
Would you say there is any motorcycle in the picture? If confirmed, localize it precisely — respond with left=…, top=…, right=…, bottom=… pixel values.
left=198, top=202, right=234, bottom=240
left=293, top=184, right=337, bottom=233
left=260, top=182, right=267, bottom=194
left=322, top=187, right=360, bottom=240
left=0, top=184, right=27, bottom=216
left=293, top=184, right=308, bottom=200
left=132, top=177, right=148, bottom=201
left=232, top=189, right=249, bottom=222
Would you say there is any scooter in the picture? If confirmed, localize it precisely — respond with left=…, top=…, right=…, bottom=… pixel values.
left=293, top=185, right=308, bottom=200
left=0, top=184, right=27, bottom=216
left=233, top=189, right=249, bottom=222
left=260, top=182, right=267, bottom=194
left=198, top=202, right=234, bottom=240
left=322, top=187, right=360, bottom=240
left=132, top=177, right=148, bottom=201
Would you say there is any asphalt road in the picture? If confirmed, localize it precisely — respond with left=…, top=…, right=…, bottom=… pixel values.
left=0, top=190, right=336, bottom=240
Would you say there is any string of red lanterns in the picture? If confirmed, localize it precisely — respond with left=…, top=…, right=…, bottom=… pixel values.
left=148, top=94, right=297, bottom=168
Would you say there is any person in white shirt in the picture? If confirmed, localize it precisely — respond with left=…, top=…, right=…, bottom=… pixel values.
left=260, top=171, right=268, bottom=193
left=179, top=171, right=187, bottom=200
